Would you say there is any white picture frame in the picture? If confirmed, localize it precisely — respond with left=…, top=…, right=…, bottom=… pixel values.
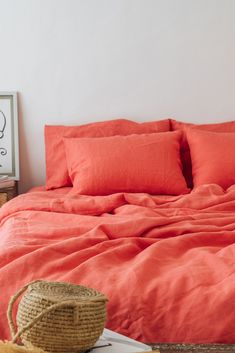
left=0, top=92, right=19, bottom=180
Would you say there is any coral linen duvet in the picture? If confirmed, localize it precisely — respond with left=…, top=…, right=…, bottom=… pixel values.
left=0, top=185, right=235, bottom=344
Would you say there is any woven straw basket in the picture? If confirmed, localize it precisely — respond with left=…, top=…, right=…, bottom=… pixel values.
left=7, top=280, right=107, bottom=353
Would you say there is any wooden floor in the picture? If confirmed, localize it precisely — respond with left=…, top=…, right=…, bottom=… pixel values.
left=150, top=343, right=235, bottom=353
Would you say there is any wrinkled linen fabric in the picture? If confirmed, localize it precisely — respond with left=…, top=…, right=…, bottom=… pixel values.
left=0, top=185, right=235, bottom=343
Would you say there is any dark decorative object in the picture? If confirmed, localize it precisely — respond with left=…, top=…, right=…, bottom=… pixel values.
left=0, top=111, right=7, bottom=163
left=0, top=110, right=6, bottom=139
left=0, top=148, right=7, bottom=156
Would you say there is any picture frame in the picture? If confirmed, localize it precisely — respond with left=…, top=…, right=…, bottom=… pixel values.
left=0, top=92, right=19, bottom=180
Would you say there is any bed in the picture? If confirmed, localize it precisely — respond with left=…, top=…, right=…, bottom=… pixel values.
left=0, top=118, right=235, bottom=344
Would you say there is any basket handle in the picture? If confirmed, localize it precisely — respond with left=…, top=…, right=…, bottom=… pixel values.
left=7, top=280, right=107, bottom=344
left=7, top=280, right=42, bottom=340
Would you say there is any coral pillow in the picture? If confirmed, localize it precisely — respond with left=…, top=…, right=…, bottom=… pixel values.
left=45, top=119, right=170, bottom=190
left=187, top=129, right=235, bottom=189
left=170, top=119, right=235, bottom=188
left=63, top=132, right=189, bottom=196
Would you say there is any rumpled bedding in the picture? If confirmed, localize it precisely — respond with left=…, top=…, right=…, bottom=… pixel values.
left=0, top=184, right=235, bottom=343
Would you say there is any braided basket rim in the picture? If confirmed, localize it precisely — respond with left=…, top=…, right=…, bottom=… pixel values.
left=28, top=281, right=107, bottom=303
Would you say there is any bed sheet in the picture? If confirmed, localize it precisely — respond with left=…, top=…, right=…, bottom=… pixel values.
left=0, top=185, right=235, bottom=343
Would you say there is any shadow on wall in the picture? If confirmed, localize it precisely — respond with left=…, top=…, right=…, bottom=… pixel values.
left=17, top=92, right=31, bottom=194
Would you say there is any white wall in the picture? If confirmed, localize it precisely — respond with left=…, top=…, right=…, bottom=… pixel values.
left=1, top=0, right=235, bottom=192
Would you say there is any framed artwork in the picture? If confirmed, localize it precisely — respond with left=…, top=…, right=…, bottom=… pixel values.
left=0, top=92, right=19, bottom=180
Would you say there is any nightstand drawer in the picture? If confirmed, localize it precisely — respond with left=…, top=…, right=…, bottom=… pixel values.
left=0, top=182, right=18, bottom=207
left=0, top=193, right=7, bottom=207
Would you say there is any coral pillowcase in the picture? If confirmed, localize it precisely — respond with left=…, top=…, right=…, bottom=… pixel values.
left=170, top=119, right=235, bottom=188
left=45, top=119, right=170, bottom=190
left=187, top=129, right=235, bottom=189
left=63, top=132, right=189, bottom=196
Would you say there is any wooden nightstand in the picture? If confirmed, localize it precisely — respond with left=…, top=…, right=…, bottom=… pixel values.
left=0, top=181, right=18, bottom=207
